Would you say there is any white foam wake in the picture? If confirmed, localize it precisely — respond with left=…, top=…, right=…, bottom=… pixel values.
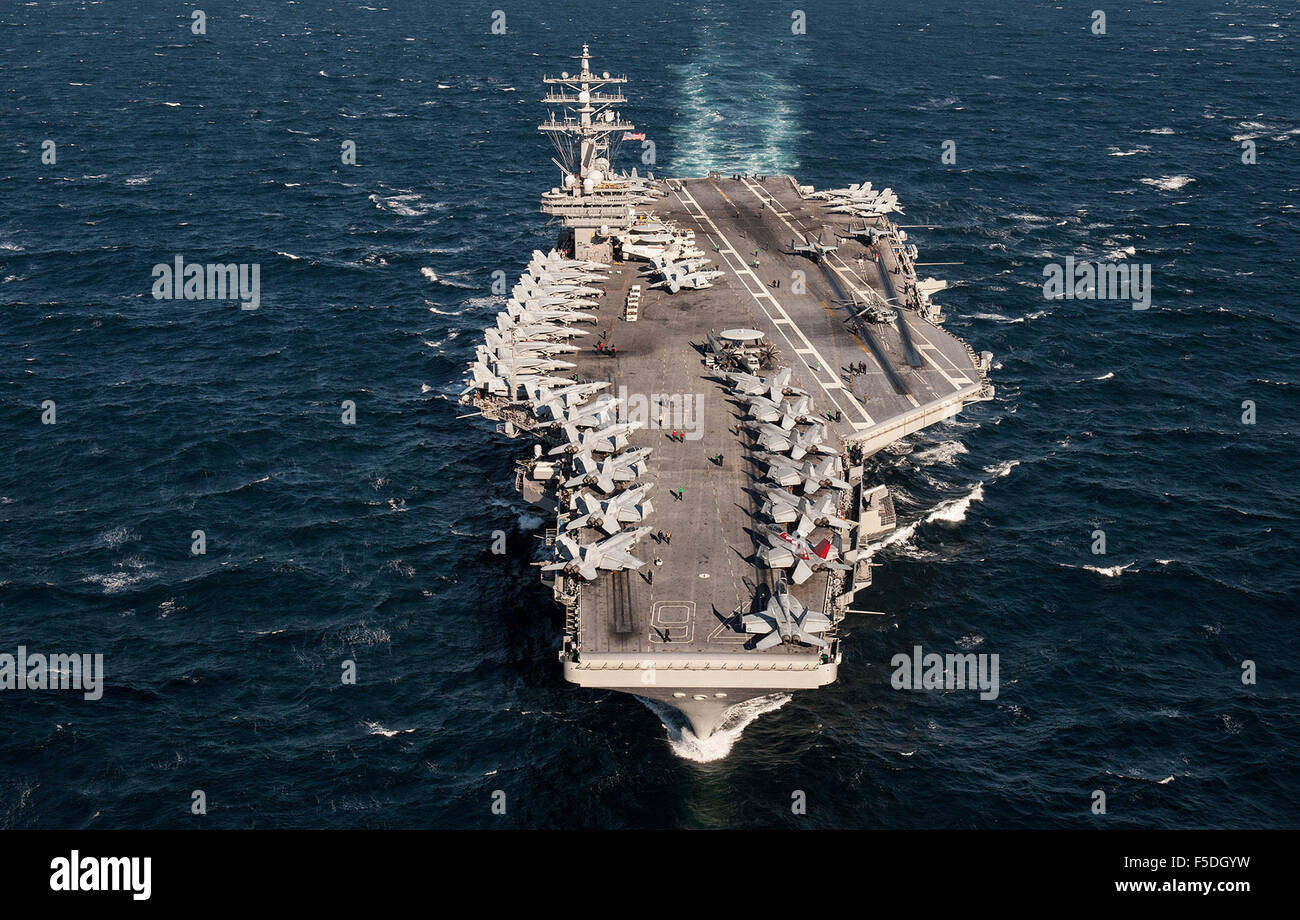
left=911, top=440, right=967, bottom=467
left=925, top=482, right=985, bottom=524
left=639, top=694, right=792, bottom=762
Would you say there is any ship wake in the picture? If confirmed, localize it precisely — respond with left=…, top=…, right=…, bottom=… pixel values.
left=639, top=694, right=792, bottom=762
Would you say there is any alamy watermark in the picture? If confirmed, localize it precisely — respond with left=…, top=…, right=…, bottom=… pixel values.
left=1043, top=256, right=1151, bottom=310
left=616, top=386, right=705, bottom=440
left=152, top=255, right=260, bottom=310
left=50, top=851, right=150, bottom=900
left=0, top=646, right=104, bottom=700
left=890, top=644, right=999, bottom=700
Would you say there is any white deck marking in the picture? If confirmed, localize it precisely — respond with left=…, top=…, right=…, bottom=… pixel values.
left=672, top=182, right=874, bottom=430
left=736, top=176, right=979, bottom=393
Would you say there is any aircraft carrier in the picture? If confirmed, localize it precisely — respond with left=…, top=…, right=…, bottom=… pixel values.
left=460, top=46, right=994, bottom=738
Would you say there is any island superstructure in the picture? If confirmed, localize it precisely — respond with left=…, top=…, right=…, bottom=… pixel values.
left=460, top=46, right=994, bottom=738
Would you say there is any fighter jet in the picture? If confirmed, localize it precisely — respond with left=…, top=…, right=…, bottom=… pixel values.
left=513, top=278, right=602, bottom=302
left=505, top=300, right=596, bottom=326
left=495, top=313, right=589, bottom=339
left=787, top=232, right=838, bottom=262
left=727, top=366, right=803, bottom=402
left=790, top=492, right=855, bottom=537
left=722, top=369, right=766, bottom=395
left=526, top=254, right=608, bottom=281
left=475, top=344, right=576, bottom=374
left=838, top=220, right=886, bottom=246
left=527, top=381, right=611, bottom=419
left=542, top=526, right=651, bottom=581
left=461, top=363, right=573, bottom=400
left=564, top=447, right=652, bottom=494
left=810, top=182, right=874, bottom=201
left=565, top=484, right=654, bottom=535
left=759, top=486, right=802, bottom=525
left=647, top=251, right=713, bottom=276
left=531, top=249, right=608, bottom=272
left=742, top=582, right=834, bottom=649
left=652, top=261, right=722, bottom=294
left=796, top=455, right=850, bottom=495
left=744, top=392, right=815, bottom=428
left=754, top=452, right=805, bottom=488
left=749, top=419, right=834, bottom=460
left=484, top=328, right=580, bottom=355
left=547, top=419, right=642, bottom=456
left=550, top=394, right=623, bottom=429
left=756, top=527, right=852, bottom=585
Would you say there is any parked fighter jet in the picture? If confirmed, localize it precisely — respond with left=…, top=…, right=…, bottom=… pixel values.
left=787, top=232, right=838, bottom=262
left=547, top=419, right=642, bottom=456
left=759, top=486, right=802, bottom=525
left=754, top=452, right=804, bottom=488
left=744, top=392, right=815, bottom=428
left=542, top=526, right=652, bottom=581
left=790, top=492, right=855, bottom=537
left=838, top=220, right=886, bottom=246
left=565, top=484, right=654, bottom=535
left=495, top=313, right=589, bottom=339
left=484, top=328, right=580, bottom=355
left=550, top=394, right=623, bottom=429
left=563, top=447, right=652, bottom=494
left=527, top=253, right=608, bottom=281
left=461, top=363, right=572, bottom=400
left=796, top=455, right=850, bottom=495
left=726, top=366, right=802, bottom=403
left=653, top=261, right=722, bottom=294
left=810, top=181, right=873, bottom=201
left=749, top=418, right=834, bottom=460
left=513, top=278, right=601, bottom=302
left=505, top=300, right=596, bottom=326
left=756, top=527, right=852, bottom=585
left=475, top=344, right=576, bottom=374
left=527, top=381, right=611, bottom=420
left=742, top=582, right=834, bottom=649
left=530, top=249, right=608, bottom=272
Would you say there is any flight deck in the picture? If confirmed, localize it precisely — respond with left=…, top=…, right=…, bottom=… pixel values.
left=554, top=175, right=989, bottom=662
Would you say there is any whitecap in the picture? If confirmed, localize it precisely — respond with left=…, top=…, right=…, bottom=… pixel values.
left=1082, top=562, right=1132, bottom=577
left=1140, top=175, right=1195, bottom=191
left=983, top=459, right=1020, bottom=479
left=363, top=721, right=415, bottom=738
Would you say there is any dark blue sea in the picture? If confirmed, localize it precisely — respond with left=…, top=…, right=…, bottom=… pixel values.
left=2, top=0, right=1297, bottom=829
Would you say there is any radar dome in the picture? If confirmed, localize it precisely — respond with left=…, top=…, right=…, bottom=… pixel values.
left=578, top=90, right=590, bottom=104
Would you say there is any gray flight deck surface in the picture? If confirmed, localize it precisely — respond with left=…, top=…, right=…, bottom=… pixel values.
left=563, top=175, right=986, bottom=659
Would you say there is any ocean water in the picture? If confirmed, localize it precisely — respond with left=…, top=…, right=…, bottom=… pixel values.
left=1, top=0, right=1297, bottom=828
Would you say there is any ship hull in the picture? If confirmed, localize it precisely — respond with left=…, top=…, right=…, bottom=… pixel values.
left=563, top=655, right=838, bottom=737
